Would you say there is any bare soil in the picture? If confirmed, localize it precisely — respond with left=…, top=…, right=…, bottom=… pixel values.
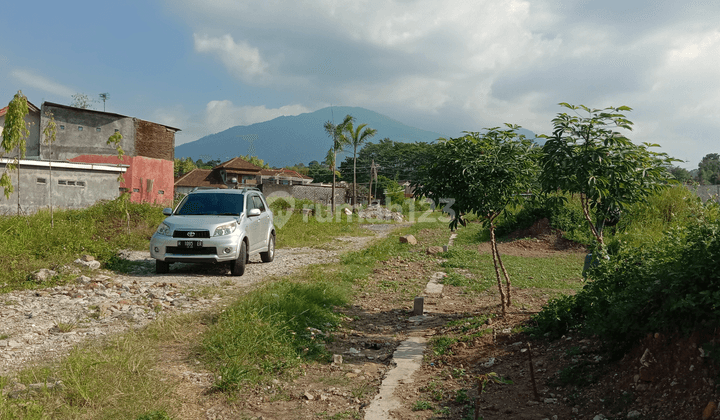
left=156, top=220, right=720, bottom=420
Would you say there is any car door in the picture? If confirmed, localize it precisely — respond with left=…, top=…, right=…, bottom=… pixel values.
left=250, top=194, right=271, bottom=252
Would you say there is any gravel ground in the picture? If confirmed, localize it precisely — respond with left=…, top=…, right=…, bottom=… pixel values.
left=0, top=228, right=392, bottom=377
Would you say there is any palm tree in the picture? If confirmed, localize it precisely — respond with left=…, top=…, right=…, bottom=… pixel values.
left=343, top=120, right=377, bottom=206
left=324, top=115, right=352, bottom=213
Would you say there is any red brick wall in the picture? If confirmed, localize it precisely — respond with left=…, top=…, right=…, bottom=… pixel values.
left=134, top=119, right=175, bottom=161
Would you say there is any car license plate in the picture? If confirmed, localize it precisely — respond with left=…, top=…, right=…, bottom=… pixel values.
left=177, top=240, right=202, bottom=248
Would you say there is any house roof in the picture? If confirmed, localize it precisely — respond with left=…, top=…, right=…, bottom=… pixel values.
left=174, top=169, right=228, bottom=188
left=42, top=101, right=181, bottom=132
left=260, top=168, right=312, bottom=180
left=214, top=157, right=263, bottom=172
left=0, top=100, right=40, bottom=117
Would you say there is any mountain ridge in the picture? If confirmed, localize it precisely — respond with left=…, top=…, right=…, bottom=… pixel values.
left=175, top=106, right=448, bottom=167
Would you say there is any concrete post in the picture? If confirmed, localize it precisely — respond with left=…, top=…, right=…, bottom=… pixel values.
left=413, top=296, right=424, bottom=316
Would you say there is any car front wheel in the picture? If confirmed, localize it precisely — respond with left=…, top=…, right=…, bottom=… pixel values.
left=261, top=234, right=275, bottom=263
left=156, top=260, right=170, bottom=274
left=231, top=241, right=247, bottom=276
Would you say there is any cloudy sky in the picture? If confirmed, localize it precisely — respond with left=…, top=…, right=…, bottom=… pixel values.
left=2, top=0, right=719, bottom=168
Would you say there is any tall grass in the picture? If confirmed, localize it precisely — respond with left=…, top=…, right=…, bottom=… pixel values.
left=0, top=195, right=165, bottom=291
left=609, top=185, right=717, bottom=249
left=0, top=327, right=178, bottom=420
left=202, top=278, right=349, bottom=390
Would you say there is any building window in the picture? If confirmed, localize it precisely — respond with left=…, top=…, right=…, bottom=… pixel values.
left=96, top=127, right=101, bottom=132
left=78, top=126, right=83, bottom=131
left=119, top=187, right=128, bottom=192
left=58, top=179, right=86, bottom=187
left=133, top=188, right=140, bottom=192
left=37, top=178, right=47, bottom=184
left=59, top=125, right=65, bottom=130
left=158, top=190, right=165, bottom=195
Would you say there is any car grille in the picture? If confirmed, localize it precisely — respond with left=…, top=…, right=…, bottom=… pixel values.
left=166, top=246, right=218, bottom=255
left=172, top=230, right=211, bottom=239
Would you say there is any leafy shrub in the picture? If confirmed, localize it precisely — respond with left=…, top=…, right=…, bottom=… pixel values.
left=493, top=193, right=592, bottom=244
left=531, top=215, right=720, bottom=353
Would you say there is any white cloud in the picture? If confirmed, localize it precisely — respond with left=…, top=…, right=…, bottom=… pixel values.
left=10, top=69, right=74, bottom=98
left=168, top=0, right=720, bottom=167
left=194, top=34, right=269, bottom=83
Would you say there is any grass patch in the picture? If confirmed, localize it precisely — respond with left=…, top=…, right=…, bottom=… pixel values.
left=430, top=336, right=457, bottom=356
left=0, top=326, right=179, bottom=420
left=202, top=278, right=350, bottom=390
left=412, top=400, right=433, bottom=411
left=273, top=210, right=373, bottom=249
left=440, top=247, right=584, bottom=293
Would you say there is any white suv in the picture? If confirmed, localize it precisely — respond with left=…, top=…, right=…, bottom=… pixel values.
left=150, top=187, right=275, bottom=276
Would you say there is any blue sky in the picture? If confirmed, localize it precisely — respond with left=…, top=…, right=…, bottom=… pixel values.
left=2, top=0, right=719, bottom=169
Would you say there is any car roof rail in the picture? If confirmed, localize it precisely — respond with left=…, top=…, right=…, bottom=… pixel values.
left=238, top=186, right=261, bottom=193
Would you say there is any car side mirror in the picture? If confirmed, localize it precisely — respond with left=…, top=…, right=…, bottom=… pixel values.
left=248, top=208, right=262, bottom=217
left=162, top=207, right=173, bottom=216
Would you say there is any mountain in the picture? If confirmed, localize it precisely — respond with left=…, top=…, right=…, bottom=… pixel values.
left=174, top=106, right=448, bottom=167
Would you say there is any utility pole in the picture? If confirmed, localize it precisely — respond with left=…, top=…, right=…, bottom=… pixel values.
left=330, top=108, right=336, bottom=215
left=367, top=160, right=375, bottom=205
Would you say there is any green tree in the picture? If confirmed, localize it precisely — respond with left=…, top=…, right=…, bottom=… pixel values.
left=42, top=110, right=58, bottom=226
left=539, top=103, right=677, bottom=247
left=107, top=131, right=125, bottom=182
left=668, top=166, right=695, bottom=184
left=414, top=126, right=538, bottom=315
left=698, top=153, right=720, bottom=185
left=195, top=159, right=221, bottom=169
left=174, top=157, right=197, bottom=177
left=324, top=115, right=352, bottom=212
left=307, top=159, right=334, bottom=183
left=283, top=162, right=310, bottom=176
left=375, top=175, right=404, bottom=204
left=1, top=91, right=30, bottom=199
left=240, top=154, right=270, bottom=169
left=70, top=93, right=94, bottom=109
left=342, top=118, right=377, bottom=205
left=338, top=138, right=435, bottom=184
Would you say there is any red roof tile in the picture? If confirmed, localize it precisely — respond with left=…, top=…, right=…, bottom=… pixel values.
left=215, top=157, right=263, bottom=172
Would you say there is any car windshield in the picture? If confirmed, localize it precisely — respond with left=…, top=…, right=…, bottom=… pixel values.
left=175, top=193, right=244, bottom=216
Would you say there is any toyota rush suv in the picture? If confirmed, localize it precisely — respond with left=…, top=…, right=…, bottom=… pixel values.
left=150, top=187, right=275, bottom=276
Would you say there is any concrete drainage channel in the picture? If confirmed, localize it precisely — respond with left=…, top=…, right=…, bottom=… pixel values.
left=364, top=233, right=457, bottom=420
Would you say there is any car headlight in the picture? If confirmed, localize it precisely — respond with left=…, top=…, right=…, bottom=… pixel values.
left=214, top=222, right=237, bottom=237
left=156, top=223, right=171, bottom=236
